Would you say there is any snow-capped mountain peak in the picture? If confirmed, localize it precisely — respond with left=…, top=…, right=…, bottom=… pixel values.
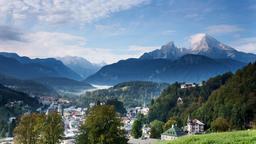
left=190, top=33, right=234, bottom=52
left=140, top=33, right=256, bottom=62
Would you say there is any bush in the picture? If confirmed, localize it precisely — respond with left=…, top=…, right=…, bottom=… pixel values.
left=211, top=117, right=230, bottom=132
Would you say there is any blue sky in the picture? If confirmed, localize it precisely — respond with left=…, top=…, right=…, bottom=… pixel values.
left=0, top=0, right=255, bottom=63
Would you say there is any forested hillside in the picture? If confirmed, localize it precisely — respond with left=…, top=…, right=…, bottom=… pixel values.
left=80, top=81, right=169, bottom=107
left=148, top=63, right=256, bottom=130
left=0, top=84, right=40, bottom=137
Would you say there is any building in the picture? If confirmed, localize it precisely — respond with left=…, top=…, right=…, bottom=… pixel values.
left=187, top=116, right=204, bottom=134
left=161, top=125, right=185, bottom=140
left=177, top=97, right=183, bottom=105
left=180, top=83, right=196, bottom=89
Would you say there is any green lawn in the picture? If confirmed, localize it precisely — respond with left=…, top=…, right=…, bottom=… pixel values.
left=157, top=130, right=256, bottom=144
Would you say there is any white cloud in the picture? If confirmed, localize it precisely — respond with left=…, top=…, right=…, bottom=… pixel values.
left=0, top=0, right=149, bottom=24
left=206, top=24, right=243, bottom=35
left=0, top=30, right=139, bottom=64
left=231, top=37, right=256, bottom=53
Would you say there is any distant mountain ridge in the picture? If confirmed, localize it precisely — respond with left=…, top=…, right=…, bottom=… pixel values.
left=57, top=56, right=102, bottom=79
left=0, top=52, right=81, bottom=80
left=86, top=54, right=245, bottom=85
left=140, top=33, right=256, bottom=63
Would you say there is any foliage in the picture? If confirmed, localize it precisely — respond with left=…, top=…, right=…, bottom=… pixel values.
left=105, top=98, right=127, bottom=115
left=40, top=112, right=64, bottom=144
left=196, top=63, right=256, bottom=129
left=76, top=105, right=127, bottom=144
left=211, top=117, right=230, bottom=132
left=14, top=113, right=44, bottom=144
left=148, top=72, right=232, bottom=124
left=131, top=119, right=143, bottom=138
left=150, top=120, right=164, bottom=138
left=163, top=117, right=178, bottom=131
left=14, top=112, right=64, bottom=144
left=158, top=130, right=256, bottom=144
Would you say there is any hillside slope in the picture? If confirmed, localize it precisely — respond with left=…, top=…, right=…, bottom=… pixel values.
left=148, top=62, right=256, bottom=129
left=80, top=81, right=169, bottom=107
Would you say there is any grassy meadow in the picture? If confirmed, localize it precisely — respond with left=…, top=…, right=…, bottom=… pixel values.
left=158, top=130, right=256, bottom=144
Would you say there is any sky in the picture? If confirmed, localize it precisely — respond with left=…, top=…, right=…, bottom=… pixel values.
left=0, top=0, right=255, bottom=64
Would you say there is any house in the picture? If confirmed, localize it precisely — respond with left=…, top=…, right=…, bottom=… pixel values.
left=161, top=124, right=185, bottom=140
left=177, top=97, right=183, bottom=105
left=180, top=83, right=196, bottom=89
left=187, top=116, right=205, bottom=134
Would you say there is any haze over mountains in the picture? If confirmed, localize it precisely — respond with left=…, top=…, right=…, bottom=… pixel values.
left=86, top=34, right=256, bottom=85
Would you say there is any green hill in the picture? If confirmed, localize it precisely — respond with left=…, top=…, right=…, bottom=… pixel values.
left=148, top=62, right=256, bottom=129
left=158, top=130, right=256, bottom=144
left=80, top=81, right=169, bottom=107
left=0, top=84, right=40, bottom=137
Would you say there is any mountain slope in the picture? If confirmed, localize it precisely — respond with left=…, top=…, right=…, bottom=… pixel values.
left=148, top=62, right=256, bottom=129
left=196, top=62, right=256, bottom=129
left=0, top=53, right=81, bottom=80
left=0, top=74, right=58, bottom=97
left=57, top=56, right=101, bottom=79
left=0, top=84, right=40, bottom=121
left=86, top=54, right=245, bottom=85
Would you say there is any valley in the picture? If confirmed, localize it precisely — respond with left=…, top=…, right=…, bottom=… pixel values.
left=0, top=34, right=255, bottom=144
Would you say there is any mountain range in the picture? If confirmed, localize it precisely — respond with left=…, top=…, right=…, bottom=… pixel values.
left=0, top=52, right=81, bottom=80
left=141, top=33, right=256, bottom=63
left=86, top=34, right=255, bottom=85
left=0, top=34, right=255, bottom=86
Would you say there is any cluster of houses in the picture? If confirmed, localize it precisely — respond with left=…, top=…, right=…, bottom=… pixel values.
left=122, top=106, right=150, bottom=138
left=161, top=116, right=205, bottom=141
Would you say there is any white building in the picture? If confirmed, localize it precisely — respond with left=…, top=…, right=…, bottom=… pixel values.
left=161, top=125, right=185, bottom=140
left=180, top=83, right=196, bottom=89
left=187, top=116, right=204, bottom=134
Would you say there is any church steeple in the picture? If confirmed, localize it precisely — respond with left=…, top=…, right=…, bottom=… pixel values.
left=187, top=114, right=192, bottom=123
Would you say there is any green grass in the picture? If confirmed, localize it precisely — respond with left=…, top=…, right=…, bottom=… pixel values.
left=157, top=130, right=256, bottom=144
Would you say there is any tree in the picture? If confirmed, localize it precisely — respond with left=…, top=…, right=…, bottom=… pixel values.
left=14, top=113, right=44, bottom=144
left=163, top=117, right=177, bottom=131
left=40, top=112, right=64, bottom=144
left=105, top=98, right=127, bottom=115
left=131, top=119, right=142, bottom=138
left=150, top=120, right=164, bottom=138
left=211, top=117, right=230, bottom=132
left=76, top=105, right=127, bottom=144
